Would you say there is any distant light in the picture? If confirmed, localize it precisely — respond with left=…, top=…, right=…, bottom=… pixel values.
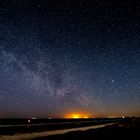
left=122, top=116, right=125, bottom=119
left=28, top=119, right=31, bottom=123
left=32, top=117, right=37, bottom=119
left=49, top=117, right=52, bottom=119
left=84, top=116, right=88, bottom=119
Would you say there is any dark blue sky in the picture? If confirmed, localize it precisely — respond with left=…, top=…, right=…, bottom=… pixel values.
left=0, top=0, right=140, bottom=118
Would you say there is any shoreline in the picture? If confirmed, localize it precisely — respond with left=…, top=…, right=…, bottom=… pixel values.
left=0, top=123, right=114, bottom=140
left=33, top=118, right=140, bottom=140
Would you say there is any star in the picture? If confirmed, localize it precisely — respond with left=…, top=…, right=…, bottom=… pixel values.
left=111, top=80, right=115, bottom=83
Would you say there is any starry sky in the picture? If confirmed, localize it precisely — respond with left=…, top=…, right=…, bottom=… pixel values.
left=0, top=0, right=140, bottom=118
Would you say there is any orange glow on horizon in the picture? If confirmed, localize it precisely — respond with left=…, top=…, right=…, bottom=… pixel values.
left=64, top=112, right=91, bottom=119
left=71, top=114, right=80, bottom=119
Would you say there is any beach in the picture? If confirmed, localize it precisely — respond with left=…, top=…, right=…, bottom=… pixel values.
left=33, top=117, right=140, bottom=140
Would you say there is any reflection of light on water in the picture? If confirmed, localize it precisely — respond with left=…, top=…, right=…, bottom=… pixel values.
left=27, top=119, right=31, bottom=128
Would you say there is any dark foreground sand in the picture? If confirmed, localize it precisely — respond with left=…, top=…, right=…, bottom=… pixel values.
left=33, top=118, right=140, bottom=140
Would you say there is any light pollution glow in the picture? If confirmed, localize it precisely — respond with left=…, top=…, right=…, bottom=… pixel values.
left=64, top=112, right=92, bottom=119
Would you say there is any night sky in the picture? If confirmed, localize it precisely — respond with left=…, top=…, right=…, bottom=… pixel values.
left=0, top=0, right=140, bottom=118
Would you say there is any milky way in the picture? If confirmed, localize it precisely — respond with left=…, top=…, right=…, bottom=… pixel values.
left=0, top=0, right=140, bottom=118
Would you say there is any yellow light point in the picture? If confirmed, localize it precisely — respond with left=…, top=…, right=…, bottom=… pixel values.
left=72, top=114, right=80, bottom=119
